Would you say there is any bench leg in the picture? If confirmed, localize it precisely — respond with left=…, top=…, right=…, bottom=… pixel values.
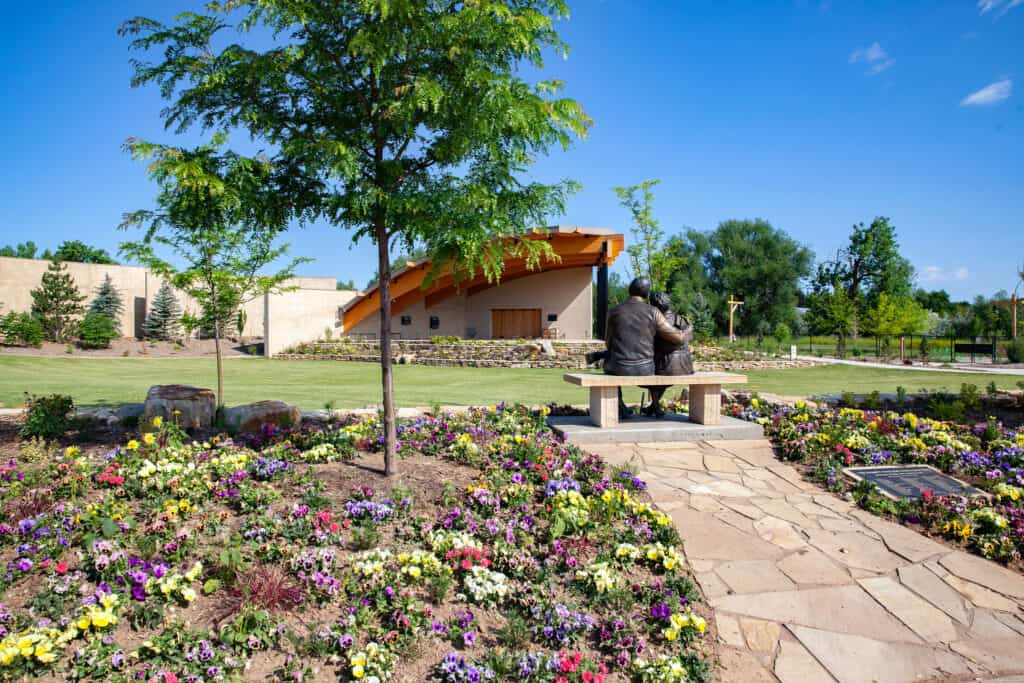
left=689, top=384, right=721, bottom=425
left=590, top=386, right=619, bottom=428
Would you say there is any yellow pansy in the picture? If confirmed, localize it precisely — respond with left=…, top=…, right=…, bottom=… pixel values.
left=143, top=432, right=156, bottom=446
left=126, top=440, right=140, bottom=451
left=152, top=416, right=163, bottom=428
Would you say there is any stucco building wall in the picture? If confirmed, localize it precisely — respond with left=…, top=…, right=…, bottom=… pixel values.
left=264, top=288, right=358, bottom=356
left=0, top=256, right=352, bottom=352
left=346, top=267, right=593, bottom=340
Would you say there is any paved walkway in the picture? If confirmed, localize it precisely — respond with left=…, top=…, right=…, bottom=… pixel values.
left=795, top=354, right=1024, bottom=377
left=591, top=439, right=1024, bottom=683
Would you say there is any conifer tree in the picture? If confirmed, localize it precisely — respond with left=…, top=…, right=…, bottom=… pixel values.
left=143, top=281, right=182, bottom=341
left=88, top=274, right=124, bottom=335
left=30, top=260, right=85, bottom=342
left=688, top=292, right=716, bottom=342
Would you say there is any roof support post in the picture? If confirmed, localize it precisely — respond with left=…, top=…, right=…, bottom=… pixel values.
left=596, top=246, right=609, bottom=340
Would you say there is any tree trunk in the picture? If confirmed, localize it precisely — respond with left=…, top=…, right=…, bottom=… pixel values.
left=376, top=227, right=397, bottom=476
left=214, top=321, right=224, bottom=412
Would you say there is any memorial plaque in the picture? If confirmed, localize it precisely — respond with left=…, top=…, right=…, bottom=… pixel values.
left=843, top=465, right=984, bottom=501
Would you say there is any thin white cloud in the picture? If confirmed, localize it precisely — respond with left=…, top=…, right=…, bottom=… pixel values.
left=978, top=0, right=1022, bottom=16
left=849, top=42, right=894, bottom=76
left=960, top=79, right=1013, bottom=106
left=868, top=59, right=895, bottom=75
left=921, top=265, right=970, bottom=282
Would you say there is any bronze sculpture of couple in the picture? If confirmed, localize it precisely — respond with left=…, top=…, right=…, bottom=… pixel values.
left=586, top=277, right=694, bottom=418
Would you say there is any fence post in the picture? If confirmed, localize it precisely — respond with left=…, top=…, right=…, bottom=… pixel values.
left=950, top=334, right=954, bottom=363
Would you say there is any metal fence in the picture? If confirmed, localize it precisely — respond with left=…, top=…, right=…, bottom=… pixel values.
left=714, top=334, right=1022, bottom=364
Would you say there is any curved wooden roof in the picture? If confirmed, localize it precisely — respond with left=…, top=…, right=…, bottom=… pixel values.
left=341, top=226, right=624, bottom=333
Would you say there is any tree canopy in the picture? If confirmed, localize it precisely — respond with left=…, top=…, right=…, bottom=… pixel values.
left=813, top=216, right=913, bottom=307
left=122, top=0, right=589, bottom=473
left=663, top=219, right=812, bottom=336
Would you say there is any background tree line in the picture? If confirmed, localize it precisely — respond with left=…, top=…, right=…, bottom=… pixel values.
left=603, top=180, right=1021, bottom=346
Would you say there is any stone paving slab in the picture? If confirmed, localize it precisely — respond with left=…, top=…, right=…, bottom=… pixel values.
left=605, top=437, right=1024, bottom=682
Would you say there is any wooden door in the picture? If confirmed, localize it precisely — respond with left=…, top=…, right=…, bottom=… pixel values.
left=491, top=309, right=542, bottom=339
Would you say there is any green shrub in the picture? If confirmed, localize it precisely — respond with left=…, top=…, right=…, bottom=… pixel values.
left=0, top=311, right=44, bottom=347
left=959, top=383, right=981, bottom=412
left=1006, top=338, right=1024, bottom=364
left=77, top=312, right=118, bottom=349
left=19, top=393, right=74, bottom=440
left=430, top=335, right=462, bottom=344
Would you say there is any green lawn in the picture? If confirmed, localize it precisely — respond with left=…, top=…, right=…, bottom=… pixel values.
left=1, top=355, right=1022, bottom=409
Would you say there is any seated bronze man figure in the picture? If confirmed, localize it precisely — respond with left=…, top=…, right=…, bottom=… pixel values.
left=642, top=291, right=694, bottom=417
left=586, top=277, right=686, bottom=418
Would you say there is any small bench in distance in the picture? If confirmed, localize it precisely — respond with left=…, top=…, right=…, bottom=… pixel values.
left=563, top=371, right=747, bottom=428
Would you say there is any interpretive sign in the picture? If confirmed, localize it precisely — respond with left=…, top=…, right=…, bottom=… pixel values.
left=843, top=465, right=984, bottom=501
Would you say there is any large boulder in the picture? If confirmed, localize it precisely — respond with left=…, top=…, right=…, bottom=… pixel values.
left=144, top=385, right=216, bottom=431
left=223, top=400, right=302, bottom=435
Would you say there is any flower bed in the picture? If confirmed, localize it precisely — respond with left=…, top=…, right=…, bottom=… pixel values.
left=0, top=406, right=711, bottom=681
left=732, top=399, right=1024, bottom=567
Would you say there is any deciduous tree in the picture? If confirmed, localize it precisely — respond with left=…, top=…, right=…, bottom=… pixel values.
left=43, top=240, right=118, bottom=265
left=120, top=137, right=308, bottom=409
left=122, top=0, right=589, bottom=474
left=614, top=179, right=681, bottom=292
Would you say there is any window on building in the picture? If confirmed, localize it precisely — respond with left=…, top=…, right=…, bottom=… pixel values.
left=547, top=313, right=558, bottom=322
left=429, top=316, right=440, bottom=330
left=400, top=315, right=412, bottom=326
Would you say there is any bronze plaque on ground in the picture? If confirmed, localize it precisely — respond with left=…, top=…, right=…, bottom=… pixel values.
left=843, top=465, right=984, bottom=501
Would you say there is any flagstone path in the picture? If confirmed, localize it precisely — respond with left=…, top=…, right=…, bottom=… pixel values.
left=590, top=439, right=1024, bottom=683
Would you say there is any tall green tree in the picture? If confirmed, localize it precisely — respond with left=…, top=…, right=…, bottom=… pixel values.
left=813, top=217, right=914, bottom=312
left=120, top=137, right=309, bottom=409
left=143, top=281, right=182, bottom=341
left=613, top=179, right=681, bottom=292
left=30, top=261, right=85, bottom=342
left=88, top=274, right=125, bottom=336
left=122, top=0, right=589, bottom=474
left=42, top=240, right=119, bottom=264
left=663, top=220, right=812, bottom=337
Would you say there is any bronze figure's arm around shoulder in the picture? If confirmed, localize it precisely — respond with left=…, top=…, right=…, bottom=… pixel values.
left=654, top=310, right=686, bottom=345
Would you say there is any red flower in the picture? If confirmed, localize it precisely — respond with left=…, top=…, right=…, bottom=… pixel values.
left=921, top=489, right=934, bottom=501
left=163, top=673, right=178, bottom=683
left=329, top=522, right=340, bottom=533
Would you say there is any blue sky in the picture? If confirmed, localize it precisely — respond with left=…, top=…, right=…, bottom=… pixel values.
left=2, top=1, right=1021, bottom=300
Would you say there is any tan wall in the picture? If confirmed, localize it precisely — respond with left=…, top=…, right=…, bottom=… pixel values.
left=0, top=256, right=166, bottom=337
left=464, top=267, right=592, bottom=340
left=349, top=292, right=468, bottom=339
left=0, top=255, right=354, bottom=349
left=345, top=267, right=593, bottom=340
left=265, top=288, right=358, bottom=356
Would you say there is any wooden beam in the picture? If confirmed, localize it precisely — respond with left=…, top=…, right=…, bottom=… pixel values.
left=342, top=231, right=624, bottom=332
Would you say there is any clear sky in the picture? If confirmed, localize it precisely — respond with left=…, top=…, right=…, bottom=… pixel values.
left=2, top=1, right=1022, bottom=300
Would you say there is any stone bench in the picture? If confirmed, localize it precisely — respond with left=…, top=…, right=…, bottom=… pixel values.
left=563, top=371, right=747, bottom=428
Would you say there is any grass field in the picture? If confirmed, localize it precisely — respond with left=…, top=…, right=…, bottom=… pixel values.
left=1, top=355, right=1022, bottom=409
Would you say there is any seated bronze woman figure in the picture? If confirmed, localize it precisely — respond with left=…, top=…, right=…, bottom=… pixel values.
left=643, top=291, right=694, bottom=417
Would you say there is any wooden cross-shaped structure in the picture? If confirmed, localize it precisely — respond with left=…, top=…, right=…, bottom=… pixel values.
left=993, top=292, right=1020, bottom=339
left=728, top=296, right=744, bottom=342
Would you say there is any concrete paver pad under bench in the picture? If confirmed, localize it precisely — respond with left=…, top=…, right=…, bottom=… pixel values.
left=548, top=413, right=763, bottom=444
left=597, top=437, right=1024, bottom=682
